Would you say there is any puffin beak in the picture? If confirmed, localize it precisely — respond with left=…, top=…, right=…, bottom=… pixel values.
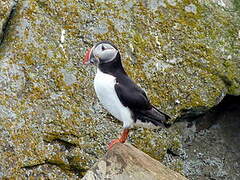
left=83, top=47, right=99, bottom=65
left=83, top=48, right=92, bottom=65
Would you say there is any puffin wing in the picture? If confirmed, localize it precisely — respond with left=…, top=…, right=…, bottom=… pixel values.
left=114, top=81, right=170, bottom=127
left=114, top=82, right=151, bottom=111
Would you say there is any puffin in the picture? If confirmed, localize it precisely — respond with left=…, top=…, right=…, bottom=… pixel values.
left=83, top=41, right=170, bottom=149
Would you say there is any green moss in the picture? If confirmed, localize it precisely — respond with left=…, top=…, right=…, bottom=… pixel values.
left=233, top=0, right=240, bottom=14
left=47, top=155, right=70, bottom=171
left=0, top=0, right=239, bottom=178
left=68, top=156, right=89, bottom=177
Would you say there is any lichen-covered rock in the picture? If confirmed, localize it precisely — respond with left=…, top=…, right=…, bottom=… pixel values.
left=0, top=0, right=16, bottom=43
left=0, top=0, right=239, bottom=178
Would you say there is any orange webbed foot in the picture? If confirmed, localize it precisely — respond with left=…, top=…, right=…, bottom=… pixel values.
left=108, top=138, right=121, bottom=149
left=107, top=128, right=130, bottom=149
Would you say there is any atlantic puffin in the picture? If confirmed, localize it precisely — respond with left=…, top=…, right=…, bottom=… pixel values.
left=83, top=41, right=170, bottom=149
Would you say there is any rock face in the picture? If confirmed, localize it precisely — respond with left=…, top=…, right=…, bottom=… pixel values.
left=180, top=95, right=240, bottom=179
left=0, top=0, right=239, bottom=179
left=82, top=143, right=187, bottom=180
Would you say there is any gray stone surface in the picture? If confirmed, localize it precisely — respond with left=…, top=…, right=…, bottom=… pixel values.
left=0, top=0, right=239, bottom=178
left=179, top=96, right=240, bottom=179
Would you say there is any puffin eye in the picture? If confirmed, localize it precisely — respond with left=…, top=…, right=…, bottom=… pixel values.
left=102, top=45, right=105, bottom=51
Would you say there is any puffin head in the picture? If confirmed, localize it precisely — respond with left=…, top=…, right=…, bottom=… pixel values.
left=83, top=41, right=119, bottom=65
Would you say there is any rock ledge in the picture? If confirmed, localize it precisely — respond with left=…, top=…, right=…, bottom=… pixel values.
left=82, top=143, right=187, bottom=180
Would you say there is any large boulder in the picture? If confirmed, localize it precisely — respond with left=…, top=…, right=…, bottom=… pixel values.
left=0, top=0, right=239, bottom=179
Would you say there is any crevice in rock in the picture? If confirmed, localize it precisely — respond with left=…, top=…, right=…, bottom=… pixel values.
left=181, top=95, right=240, bottom=179
left=22, top=163, right=46, bottom=170
left=22, top=160, right=84, bottom=177
left=43, top=137, right=77, bottom=151
left=166, top=149, right=179, bottom=157
left=53, top=138, right=77, bottom=150
left=45, top=159, right=86, bottom=177
left=176, top=95, right=240, bottom=131
left=194, top=95, right=240, bottom=131
left=40, top=137, right=86, bottom=176
left=67, top=156, right=88, bottom=177
left=175, top=106, right=208, bottom=126
left=0, top=1, right=18, bottom=46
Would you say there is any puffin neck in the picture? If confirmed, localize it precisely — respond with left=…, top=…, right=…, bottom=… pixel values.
left=98, top=53, right=126, bottom=76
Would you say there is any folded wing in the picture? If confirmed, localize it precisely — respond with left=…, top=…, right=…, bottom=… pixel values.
left=114, top=79, right=170, bottom=128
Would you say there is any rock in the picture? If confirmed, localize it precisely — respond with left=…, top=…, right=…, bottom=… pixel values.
left=82, top=143, right=187, bottom=180
left=180, top=95, right=240, bottom=179
left=0, top=0, right=239, bottom=179
left=0, top=0, right=16, bottom=44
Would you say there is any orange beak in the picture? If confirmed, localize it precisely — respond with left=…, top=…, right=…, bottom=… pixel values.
left=83, top=48, right=92, bottom=65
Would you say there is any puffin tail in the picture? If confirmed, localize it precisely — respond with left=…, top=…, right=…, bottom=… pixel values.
left=151, top=106, right=171, bottom=128
left=134, top=106, right=171, bottom=128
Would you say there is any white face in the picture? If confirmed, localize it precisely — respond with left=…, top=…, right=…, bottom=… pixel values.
left=83, top=42, right=119, bottom=65
left=92, top=42, right=118, bottom=64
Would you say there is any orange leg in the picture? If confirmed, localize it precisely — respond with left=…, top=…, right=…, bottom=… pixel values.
left=108, top=128, right=129, bottom=149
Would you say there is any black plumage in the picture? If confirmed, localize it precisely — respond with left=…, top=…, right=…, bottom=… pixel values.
left=98, top=46, right=170, bottom=128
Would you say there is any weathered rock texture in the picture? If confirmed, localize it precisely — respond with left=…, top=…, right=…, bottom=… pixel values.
left=179, top=95, right=240, bottom=179
left=0, top=0, right=239, bottom=179
left=82, top=143, right=187, bottom=180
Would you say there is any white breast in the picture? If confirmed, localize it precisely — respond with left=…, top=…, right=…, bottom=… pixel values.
left=94, top=69, right=134, bottom=128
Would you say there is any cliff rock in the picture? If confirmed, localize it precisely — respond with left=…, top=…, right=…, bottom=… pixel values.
left=0, top=0, right=239, bottom=179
